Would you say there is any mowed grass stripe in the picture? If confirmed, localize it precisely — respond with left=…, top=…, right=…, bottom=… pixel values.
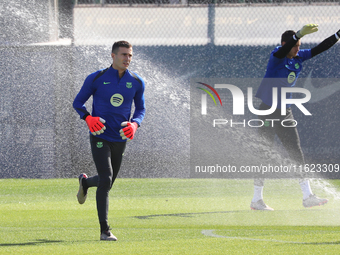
left=0, top=178, right=340, bottom=254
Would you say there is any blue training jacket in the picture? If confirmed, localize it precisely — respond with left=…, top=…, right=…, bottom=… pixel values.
left=255, top=46, right=312, bottom=108
left=73, top=66, right=146, bottom=142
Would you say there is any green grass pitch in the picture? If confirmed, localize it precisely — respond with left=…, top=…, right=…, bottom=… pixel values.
left=1, top=178, right=340, bottom=254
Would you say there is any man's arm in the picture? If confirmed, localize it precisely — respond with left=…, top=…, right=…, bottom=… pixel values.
left=119, top=76, right=146, bottom=141
left=273, top=36, right=299, bottom=59
left=73, top=74, right=96, bottom=120
left=73, top=73, right=107, bottom=136
left=311, top=30, right=340, bottom=58
left=130, top=81, right=146, bottom=126
left=274, top=24, right=319, bottom=59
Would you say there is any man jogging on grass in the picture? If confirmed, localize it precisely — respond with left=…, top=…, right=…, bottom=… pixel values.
left=251, top=24, right=340, bottom=210
left=73, top=41, right=146, bottom=240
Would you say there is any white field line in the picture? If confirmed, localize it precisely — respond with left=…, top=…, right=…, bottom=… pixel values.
left=201, top=230, right=308, bottom=244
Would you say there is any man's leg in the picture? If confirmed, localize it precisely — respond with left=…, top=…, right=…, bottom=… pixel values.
left=76, top=175, right=99, bottom=205
left=98, top=141, right=126, bottom=240
left=251, top=103, right=276, bottom=210
left=90, top=136, right=113, bottom=235
left=109, top=142, right=127, bottom=187
left=275, top=108, right=328, bottom=207
left=86, top=141, right=126, bottom=191
left=76, top=135, right=100, bottom=204
left=91, top=137, right=126, bottom=240
left=274, top=108, right=304, bottom=166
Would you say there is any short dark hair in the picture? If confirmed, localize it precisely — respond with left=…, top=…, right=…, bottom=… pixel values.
left=111, top=41, right=132, bottom=54
left=281, top=30, right=296, bottom=43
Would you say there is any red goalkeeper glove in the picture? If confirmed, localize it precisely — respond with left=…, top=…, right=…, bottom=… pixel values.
left=85, top=115, right=106, bottom=135
left=119, top=122, right=138, bottom=141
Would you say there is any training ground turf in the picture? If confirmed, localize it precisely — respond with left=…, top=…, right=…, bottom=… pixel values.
left=1, top=178, right=340, bottom=254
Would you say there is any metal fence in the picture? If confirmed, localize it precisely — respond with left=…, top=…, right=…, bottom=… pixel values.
left=74, top=0, right=340, bottom=5
left=73, top=3, right=340, bottom=46
left=3, top=1, right=339, bottom=46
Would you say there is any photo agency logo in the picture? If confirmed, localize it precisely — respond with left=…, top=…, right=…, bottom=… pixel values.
left=196, top=81, right=312, bottom=128
left=196, top=82, right=223, bottom=114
